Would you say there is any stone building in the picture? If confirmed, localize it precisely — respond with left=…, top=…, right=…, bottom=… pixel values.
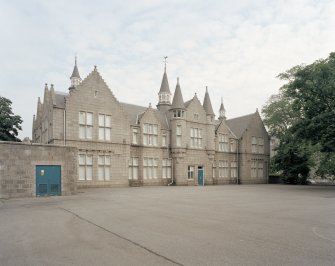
left=32, top=59, right=270, bottom=187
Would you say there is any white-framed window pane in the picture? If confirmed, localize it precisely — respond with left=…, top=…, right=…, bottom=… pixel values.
left=79, top=126, right=85, bottom=139
left=105, top=156, right=110, bottom=165
left=133, top=158, right=138, bottom=166
left=79, top=155, right=85, bottom=165
left=79, top=166, right=86, bottom=180
left=79, top=112, right=85, bottom=124
left=98, top=166, right=104, bottom=180
left=133, top=167, right=138, bottom=180
left=99, top=128, right=104, bottom=140
left=86, top=127, right=92, bottom=139
left=86, top=166, right=93, bottom=180
left=98, top=155, right=104, bottom=165
left=105, top=128, right=111, bottom=141
left=99, top=114, right=104, bottom=127
left=105, top=167, right=110, bottom=180
left=153, top=125, right=158, bottom=134
left=105, top=115, right=111, bottom=127
left=86, top=155, right=93, bottom=165
left=86, top=112, right=93, bottom=125
left=176, top=136, right=181, bottom=147
left=162, top=135, right=166, bottom=146
left=167, top=168, right=171, bottom=178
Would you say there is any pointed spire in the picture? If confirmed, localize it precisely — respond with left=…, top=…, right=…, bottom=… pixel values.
left=171, top=77, right=185, bottom=109
left=203, top=86, right=214, bottom=115
left=70, top=56, right=81, bottom=79
left=159, top=71, right=171, bottom=94
left=219, top=97, right=226, bottom=120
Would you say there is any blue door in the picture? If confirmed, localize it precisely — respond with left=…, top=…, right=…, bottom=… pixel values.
left=36, top=165, right=61, bottom=196
left=198, top=167, right=204, bottom=186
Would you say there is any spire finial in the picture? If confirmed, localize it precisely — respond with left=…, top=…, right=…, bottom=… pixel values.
left=164, top=56, right=168, bottom=72
left=206, top=86, right=208, bottom=93
left=221, top=97, right=223, bottom=104
left=177, top=77, right=179, bottom=84
left=75, top=55, right=77, bottom=66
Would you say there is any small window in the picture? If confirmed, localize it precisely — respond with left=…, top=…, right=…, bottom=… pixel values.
left=188, top=166, right=195, bottom=179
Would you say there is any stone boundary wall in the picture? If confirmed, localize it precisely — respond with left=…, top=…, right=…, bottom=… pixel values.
left=0, top=141, right=77, bottom=198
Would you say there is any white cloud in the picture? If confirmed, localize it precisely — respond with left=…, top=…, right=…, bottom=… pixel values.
left=1, top=0, right=335, bottom=138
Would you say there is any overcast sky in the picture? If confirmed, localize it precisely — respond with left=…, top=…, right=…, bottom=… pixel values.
left=1, top=0, right=335, bottom=139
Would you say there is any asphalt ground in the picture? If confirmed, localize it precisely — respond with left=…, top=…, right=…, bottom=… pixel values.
left=0, top=185, right=334, bottom=266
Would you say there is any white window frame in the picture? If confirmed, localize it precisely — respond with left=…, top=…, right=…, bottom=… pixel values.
left=190, top=128, right=202, bottom=148
left=143, top=158, right=158, bottom=179
left=258, top=137, right=264, bottom=154
left=219, top=160, right=229, bottom=178
left=251, top=136, right=258, bottom=153
left=162, top=159, right=172, bottom=179
left=143, top=123, right=158, bottom=146
left=176, top=125, right=182, bottom=147
left=128, top=157, right=139, bottom=180
left=98, top=155, right=111, bottom=181
left=98, top=114, right=111, bottom=141
left=188, top=166, right=195, bottom=180
left=78, top=154, right=93, bottom=181
left=79, top=112, right=93, bottom=139
left=132, top=128, right=138, bottom=144
left=162, top=134, right=167, bottom=147
left=251, top=161, right=257, bottom=178
left=219, top=134, right=229, bottom=152
left=230, top=161, right=237, bottom=178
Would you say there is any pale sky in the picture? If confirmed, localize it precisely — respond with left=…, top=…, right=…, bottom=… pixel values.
left=1, top=0, right=335, bottom=139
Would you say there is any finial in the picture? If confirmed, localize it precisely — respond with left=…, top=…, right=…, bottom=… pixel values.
left=177, top=77, right=179, bottom=84
left=149, top=102, right=152, bottom=108
left=221, top=97, right=223, bottom=104
left=94, top=65, right=97, bottom=71
left=164, top=56, right=168, bottom=72
left=44, top=83, right=48, bottom=90
left=75, top=55, right=77, bottom=66
left=206, top=86, right=208, bottom=93
left=50, top=84, right=54, bottom=90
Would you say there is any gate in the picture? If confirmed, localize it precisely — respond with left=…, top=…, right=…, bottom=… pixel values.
left=36, top=165, right=61, bottom=196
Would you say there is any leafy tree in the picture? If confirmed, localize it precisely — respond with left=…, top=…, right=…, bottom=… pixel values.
left=279, top=53, right=335, bottom=152
left=262, top=93, right=299, bottom=138
left=0, top=96, right=22, bottom=141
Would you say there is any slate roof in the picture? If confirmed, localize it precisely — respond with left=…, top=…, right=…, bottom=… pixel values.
left=159, top=71, right=170, bottom=94
left=203, top=89, right=214, bottom=115
left=120, top=102, right=170, bottom=129
left=70, top=64, right=81, bottom=79
left=171, top=78, right=185, bottom=109
left=225, top=113, right=255, bottom=138
left=54, top=91, right=67, bottom=108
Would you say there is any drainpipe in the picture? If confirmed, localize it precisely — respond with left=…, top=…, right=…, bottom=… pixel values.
left=236, top=139, right=239, bottom=185
left=63, top=109, right=66, bottom=145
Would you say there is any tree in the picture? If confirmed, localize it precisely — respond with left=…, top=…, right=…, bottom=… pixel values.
left=262, top=93, right=300, bottom=138
left=279, top=53, right=335, bottom=152
left=0, top=96, right=22, bottom=141
left=263, top=52, right=335, bottom=181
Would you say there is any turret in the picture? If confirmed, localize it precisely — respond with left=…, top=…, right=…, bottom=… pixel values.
left=219, top=97, right=226, bottom=121
left=69, top=56, right=81, bottom=91
left=203, top=86, right=215, bottom=124
left=157, top=59, right=171, bottom=112
left=170, top=77, right=185, bottom=119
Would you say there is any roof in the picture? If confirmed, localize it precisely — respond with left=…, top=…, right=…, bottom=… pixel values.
left=54, top=91, right=67, bottom=108
left=171, top=78, right=185, bottom=109
left=225, top=112, right=255, bottom=138
left=70, top=60, right=81, bottom=79
left=159, top=71, right=170, bottom=94
left=203, top=89, right=214, bottom=115
left=120, top=102, right=170, bottom=129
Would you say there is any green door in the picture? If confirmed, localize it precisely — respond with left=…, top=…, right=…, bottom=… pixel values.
left=198, top=166, right=204, bottom=186
left=36, top=165, right=61, bottom=196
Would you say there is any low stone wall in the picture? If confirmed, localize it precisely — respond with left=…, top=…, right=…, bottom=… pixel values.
left=0, top=141, right=77, bottom=198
